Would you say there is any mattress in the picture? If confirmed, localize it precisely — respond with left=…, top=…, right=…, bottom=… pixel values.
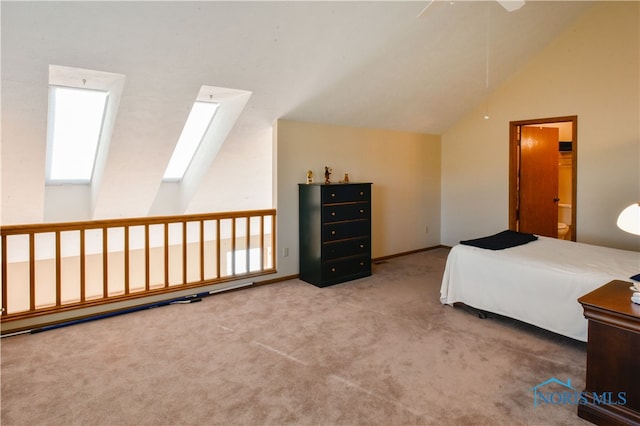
left=440, top=236, right=640, bottom=341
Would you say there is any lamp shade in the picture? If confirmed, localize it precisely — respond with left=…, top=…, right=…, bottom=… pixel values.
left=617, top=202, right=640, bottom=235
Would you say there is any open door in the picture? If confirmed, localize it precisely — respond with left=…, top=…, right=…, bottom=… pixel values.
left=509, top=116, right=577, bottom=240
left=519, top=126, right=559, bottom=237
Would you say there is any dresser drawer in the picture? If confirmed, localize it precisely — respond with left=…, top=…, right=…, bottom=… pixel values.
left=322, top=256, right=371, bottom=281
left=323, top=203, right=369, bottom=222
left=322, top=184, right=370, bottom=204
left=323, top=238, right=370, bottom=261
left=322, top=219, right=370, bottom=241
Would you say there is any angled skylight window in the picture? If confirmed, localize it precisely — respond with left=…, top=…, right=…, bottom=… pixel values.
left=47, top=86, right=109, bottom=182
left=163, top=101, right=219, bottom=181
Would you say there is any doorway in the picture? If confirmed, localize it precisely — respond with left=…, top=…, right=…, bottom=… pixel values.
left=509, top=116, right=577, bottom=241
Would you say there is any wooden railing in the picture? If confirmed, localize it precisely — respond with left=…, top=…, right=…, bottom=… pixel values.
left=1, top=209, right=276, bottom=322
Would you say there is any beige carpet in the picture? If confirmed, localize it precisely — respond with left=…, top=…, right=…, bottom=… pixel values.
left=1, top=248, right=589, bottom=425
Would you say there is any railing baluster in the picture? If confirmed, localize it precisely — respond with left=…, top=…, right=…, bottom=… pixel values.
left=231, top=219, right=237, bottom=275
left=182, top=221, right=187, bottom=285
left=103, top=228, right=108, bottom=298
left=124, top=226, right=130, bottom=295
left=29, top=233, right=35, bottom=312
left=216, top=220, right=221, bottom=279
left=164, top=223, right=169, bottom=287
left=55, top=231, right=61, bottom=307
left=199, top=220, right=204, bottom=282
left=260, top=215, right=265, bottom=270
left=80, top=229, right=86, bottom=303
left=1, top=234, right=7, bottom=315
left=245, top=217, right=250, bottom=273
left=145, top=224, right=150, bottom=291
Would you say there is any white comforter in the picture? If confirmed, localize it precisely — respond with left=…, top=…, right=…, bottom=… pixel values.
left=440, top=236, right=640, bottom=341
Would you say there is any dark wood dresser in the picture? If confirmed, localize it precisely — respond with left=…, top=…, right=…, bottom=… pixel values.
left=577, top=280, right=640, bottom=425
left=298, top=183, right=372, bottom=287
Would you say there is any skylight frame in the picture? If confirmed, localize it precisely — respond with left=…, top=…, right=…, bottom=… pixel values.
left=46, top=85, right=110, bottom=184
left=162, top=101, right=219, bottom=182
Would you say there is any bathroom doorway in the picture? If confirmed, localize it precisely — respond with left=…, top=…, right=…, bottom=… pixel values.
left=509, top=116, right=577, bottom=241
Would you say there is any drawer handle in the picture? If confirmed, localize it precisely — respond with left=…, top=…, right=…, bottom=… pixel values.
left=360, top=262, right=364, bottom=266
left=360, top=209, right=364, bottom=213
left=331, top=193, right=336, bottom=198
left=331, top=212, right=336, bottom=216
left=360, top=244, right=364, bottom=248
left=331, top=267, right=336, bottom=272
left=331, top=230, right=336, bottom=235
left=360, top=191, right=364, bottom=196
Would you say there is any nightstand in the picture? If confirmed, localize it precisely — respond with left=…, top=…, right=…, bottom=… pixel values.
left=577, top=280, right=640, bottom=425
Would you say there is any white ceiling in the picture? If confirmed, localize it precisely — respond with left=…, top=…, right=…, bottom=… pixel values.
left=3, top=1, right=594, bottom=133
left=1, top=1, right=595, bottom=221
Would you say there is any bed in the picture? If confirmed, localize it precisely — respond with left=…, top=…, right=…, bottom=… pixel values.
left=440, top=231, right=640, bottom=341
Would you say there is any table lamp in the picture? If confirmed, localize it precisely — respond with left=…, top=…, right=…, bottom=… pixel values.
left=617, top=202, right=640, bottom=236
left=618, top=202, right=640, bottom=297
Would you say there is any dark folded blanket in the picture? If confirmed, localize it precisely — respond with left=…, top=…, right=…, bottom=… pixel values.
left=460, top=230, right=538, bottom=250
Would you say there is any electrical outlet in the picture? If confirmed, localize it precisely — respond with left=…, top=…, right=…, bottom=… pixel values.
left=283, top=247, right=289, bottom=257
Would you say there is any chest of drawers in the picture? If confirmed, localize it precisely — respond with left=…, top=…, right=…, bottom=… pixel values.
left=298, top=183, right=372, bottom=287
left=577, top=280, right=640, bottom=425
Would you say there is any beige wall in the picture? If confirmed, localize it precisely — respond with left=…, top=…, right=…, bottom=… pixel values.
left=441, top=1, right=639, bottom=251
left=274, top=119, right=441, bottom=278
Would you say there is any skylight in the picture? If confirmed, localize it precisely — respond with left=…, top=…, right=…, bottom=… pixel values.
left=163, top=101, right=219, bottom=181
left=47, top=86, right=109, bottom=182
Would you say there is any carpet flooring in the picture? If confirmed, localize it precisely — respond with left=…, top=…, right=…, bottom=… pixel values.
left=1, top=248, right=590, bottom=425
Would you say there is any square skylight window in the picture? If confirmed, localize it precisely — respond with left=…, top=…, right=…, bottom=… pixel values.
left=163, top=101, right=219, bottom=181
left=47, top=86, right=109, bottom=182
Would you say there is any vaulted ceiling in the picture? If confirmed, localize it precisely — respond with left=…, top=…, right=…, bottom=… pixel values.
left=1, top=1, right=594, bottom=223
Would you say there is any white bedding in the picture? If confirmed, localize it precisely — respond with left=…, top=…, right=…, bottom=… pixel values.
left=440, top=236, right=640, bottom=341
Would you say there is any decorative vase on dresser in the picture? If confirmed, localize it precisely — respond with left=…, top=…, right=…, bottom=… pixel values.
left=298, top=182, right=372, bottom=287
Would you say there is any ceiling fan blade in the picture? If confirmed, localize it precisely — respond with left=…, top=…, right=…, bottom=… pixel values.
left=418, top=0, right=525, bottom=19
left=497, top=0, right=526, bottom=12
left=417, top=0, right=437, bottom=19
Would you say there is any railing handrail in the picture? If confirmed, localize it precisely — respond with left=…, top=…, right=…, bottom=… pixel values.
left=0, top=209, right=276, bottom=235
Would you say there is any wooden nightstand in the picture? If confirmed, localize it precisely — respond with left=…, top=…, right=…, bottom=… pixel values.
left=577, top=280, right=640, bottom=425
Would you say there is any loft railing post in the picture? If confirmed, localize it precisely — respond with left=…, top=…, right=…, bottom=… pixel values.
left=271, top=214, right=276, bottom=269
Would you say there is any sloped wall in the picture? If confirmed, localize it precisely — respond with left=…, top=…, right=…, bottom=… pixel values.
left=0, top=2, right=272, bottom=225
